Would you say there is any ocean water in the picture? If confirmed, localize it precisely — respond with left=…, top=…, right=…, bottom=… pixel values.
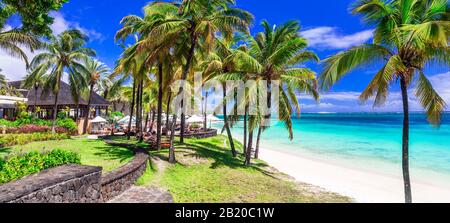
left=216, top=113, right=450, bottom=181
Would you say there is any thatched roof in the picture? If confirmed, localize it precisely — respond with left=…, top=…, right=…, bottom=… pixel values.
left=8, top=81, right=109, bottom=107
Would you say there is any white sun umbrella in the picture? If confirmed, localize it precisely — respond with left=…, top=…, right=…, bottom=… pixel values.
left=118, top=116, right=136, bottom=126
left=91, top=116, right=108, bottom=123
left=186, top=115, right=204, bottom=123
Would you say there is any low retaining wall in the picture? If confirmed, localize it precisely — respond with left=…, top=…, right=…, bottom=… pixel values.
left=100, top=151, right=148, bottom=202
left=0, top=165, right=102, bottom=203
left=178, top=129, right=218, bottom=139
left=0, top=151, right=149, bottom=203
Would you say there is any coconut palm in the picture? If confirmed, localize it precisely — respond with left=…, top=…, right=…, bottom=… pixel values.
left=78, top=58, right=110, bottom=134
left=0, top=69, right=8, bottom=90
left=0, top=29, right=40, bottom=66
left=22, top=69, right=47, bottom=114
left=30, top=29, right=95, bottom=133
left=230, top=21, right=320, bottom=165
left=138, top=0, right=254, bottom=143
left=320, top=0, right=449, bottom=203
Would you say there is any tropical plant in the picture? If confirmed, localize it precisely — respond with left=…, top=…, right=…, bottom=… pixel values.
left=78, top=58, right=110, bottom=134
left=132, top=0, right=254, bottom=143
left=22, top=70, right=47, bottom=114
left=0, top=29, right=40, bottom=67
left=226, top=20, right=320, bottom=165
left=30, top=29, right=95, bottom=133
left=320, top=0, right=449, bottom=203
left=0, top=0, right=69, bottom=36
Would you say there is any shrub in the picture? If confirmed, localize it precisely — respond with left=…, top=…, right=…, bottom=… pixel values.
left=0, top=133, right=70, bottom=147
left=0, top=149, right=81, bottom=184
left=56, top=118, right=77, bottom=131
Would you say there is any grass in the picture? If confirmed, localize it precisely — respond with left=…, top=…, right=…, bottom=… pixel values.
left=1, top=137, right=134, bottom=172
left=115, top=135, right=352, bottom=203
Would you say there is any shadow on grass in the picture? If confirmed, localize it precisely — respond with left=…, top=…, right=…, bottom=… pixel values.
left=0, top=148, right=13, bottom=159
left=92, top=144, right=134, bottom=163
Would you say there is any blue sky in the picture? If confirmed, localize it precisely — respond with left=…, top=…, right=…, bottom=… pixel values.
left=1, top=0, right=449, bottom=112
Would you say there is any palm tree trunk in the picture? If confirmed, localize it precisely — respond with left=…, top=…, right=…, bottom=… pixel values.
left=34, top=86, right=38, bottom=116
left=223, top=84, right=237, bottom=157
left=179, top=35, right=197, bottom=144
left=165, top=93, right=172, bottom=136
left=203, top=91, right=208, bottom=130
left=127, top=78, right=137, bottom=140
left=243, top=105, right=248, bottom=155
left=51, top=88, right=60, bottom=134
left=255, top=126, right=262, bottom=159
left=137, top=80, right=144, bottom=142
left=244, top=128, right=254, bottom=166
left=83, top=84, right=94, bottom=135
left=400, top=77, right=412, bottom=203
left=149, top=109, right=156, bottom=134
left=157, top=63, right=164, bottom=151
left=143, top=112, right=149, bottom=133
left=168, top=114, right=177, bottom=163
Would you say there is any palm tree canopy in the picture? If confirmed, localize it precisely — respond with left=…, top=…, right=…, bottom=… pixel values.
left=30, top=29, right=96, bottom=105
left=320, top=0, right=449, bottom=125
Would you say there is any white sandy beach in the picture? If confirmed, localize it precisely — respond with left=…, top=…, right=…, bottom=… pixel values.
left=259, top=147, right=450, bottom=203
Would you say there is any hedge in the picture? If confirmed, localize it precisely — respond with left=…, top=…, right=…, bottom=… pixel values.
left=0, top=133, right=70, bottom=148
left=0, top=149, right=81, bottom=184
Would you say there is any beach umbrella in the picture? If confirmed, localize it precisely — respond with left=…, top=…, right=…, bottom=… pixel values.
left=91, top=116, right=107, bottom=123
left=186, top=115, right=204, bottom=123
left=118, top=116, right=136, bottom=125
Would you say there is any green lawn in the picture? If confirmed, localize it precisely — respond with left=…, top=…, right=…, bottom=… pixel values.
left=111, top=135, right=352, bottom=203
left=0, top=137, right=134, bottom=172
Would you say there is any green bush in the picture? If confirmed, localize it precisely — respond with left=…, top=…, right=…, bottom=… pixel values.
left=0, top=149, right=81, bottom=184
left=0, top=133, right=70, bottom=147
left=0, top=117, right=77, bottom=132
left=56, top=118, right=77, bottom=131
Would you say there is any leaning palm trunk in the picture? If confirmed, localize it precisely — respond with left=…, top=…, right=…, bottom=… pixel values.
left=243, top=105, right=248, bottom=155
left=203, top=91, right=208, bottom=130
left=34, top=85, right=38, bottom=117
left=143, top=112, right=149, bottom=133
left=138, top=81, right=144, bottom=143
left=400, top=77, right=412, bottom=203
left=156, top=64, right=164, bottom=151
left=254, top=126, right=262, bottom=159
left=165, top=93, right=172, bottom=136
left=222, top=84, right=237, bottom=157
left=51, top=92, right=59, bottom=134
left=83, top=84, right=94, bottom=135
left=127, top=78, right=137, bottom=140
left=149, top=109, right=156, bottom=134
left=168, top=114, right=177, bottom=163
left=244, top=128, right=254, bottom=166
left=179, top=36, right=197, bottom=144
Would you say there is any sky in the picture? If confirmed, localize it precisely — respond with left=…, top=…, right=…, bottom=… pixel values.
left=0, top=0, right=448, bottom=113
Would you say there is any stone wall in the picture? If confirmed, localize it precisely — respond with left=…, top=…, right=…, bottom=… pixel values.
left=181, top=129, right=218, bottom=139
left=0, top=165, right=102, bottom=203
left=0, top=151, right=149, bottom=203
left=100, top=151, right=148, bottom=202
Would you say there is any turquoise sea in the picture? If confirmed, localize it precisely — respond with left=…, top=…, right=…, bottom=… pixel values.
left=217, top=113, right=450, bottom=181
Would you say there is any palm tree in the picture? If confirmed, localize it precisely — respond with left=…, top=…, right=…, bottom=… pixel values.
left=0, top=29, right=40, bottom=66
left=0, top=69, right=8, bottom=90
left=22, top=70, right=47, bottom=115
left=231, top=21, right=320, bottom=165
left=141, top=0, right=254, bottom=143
left=79, top=58, right=110, bottom=134
left=30, top=30, right=95, bottom=133
left=320, top=0, right=448, bottom=203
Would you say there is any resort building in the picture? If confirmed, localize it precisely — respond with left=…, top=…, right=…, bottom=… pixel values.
left=7, top=81, right=110, bottom=120
left=0, top=95, right=28, bottom=120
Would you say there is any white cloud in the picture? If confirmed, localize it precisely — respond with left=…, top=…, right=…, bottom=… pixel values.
left=50, top=12, right=105, bottom=42
left=0, top=12, right=104, bottom=82
left=301, top=27, right=373, bottom=50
